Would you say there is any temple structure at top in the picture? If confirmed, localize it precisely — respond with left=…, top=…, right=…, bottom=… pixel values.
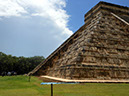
left=29, top=1, right=129, bottom=80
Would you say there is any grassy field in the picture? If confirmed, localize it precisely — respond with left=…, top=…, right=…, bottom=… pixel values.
left=0, top=76, right=129, bottom=96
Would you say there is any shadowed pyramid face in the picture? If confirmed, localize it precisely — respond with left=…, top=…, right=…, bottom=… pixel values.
left=118, top=15, right=129, bottom=23
left=31, top=2, right=129, bottom=80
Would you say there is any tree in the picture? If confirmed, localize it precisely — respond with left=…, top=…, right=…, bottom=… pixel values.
left=0, top=52, right=45, bottom=75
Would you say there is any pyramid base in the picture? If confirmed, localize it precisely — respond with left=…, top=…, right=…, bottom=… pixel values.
left=47, top=66, right=129, bottom=80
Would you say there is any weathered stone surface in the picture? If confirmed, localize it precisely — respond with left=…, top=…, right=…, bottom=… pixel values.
left=29, top=1, right=129, bottom=80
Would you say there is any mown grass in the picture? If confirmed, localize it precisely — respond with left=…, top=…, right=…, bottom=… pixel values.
left=0, top=76, right=129, bottom=96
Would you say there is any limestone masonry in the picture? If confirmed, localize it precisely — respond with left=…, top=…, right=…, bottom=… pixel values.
left=29, top=1, right=129, bottom=80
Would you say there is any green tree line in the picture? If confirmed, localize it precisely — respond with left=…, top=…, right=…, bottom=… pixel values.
left=0, top=52, right=45, bottom=75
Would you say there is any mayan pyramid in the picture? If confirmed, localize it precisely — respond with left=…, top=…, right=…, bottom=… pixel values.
left=29, top=1, right=129, bottom=80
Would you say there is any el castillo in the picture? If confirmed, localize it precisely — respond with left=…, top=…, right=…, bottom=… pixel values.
left=29, top=1, right=129, bottom=82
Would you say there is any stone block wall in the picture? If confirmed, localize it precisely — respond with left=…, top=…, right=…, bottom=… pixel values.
left=34, top=5, right=129, bottom=80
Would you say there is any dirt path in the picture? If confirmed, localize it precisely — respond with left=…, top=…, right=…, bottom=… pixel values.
left=39, top=75, right=129, bottom=83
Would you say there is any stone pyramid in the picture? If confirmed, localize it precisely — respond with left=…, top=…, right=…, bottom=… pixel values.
left=29, top=1, right=129, bottom=80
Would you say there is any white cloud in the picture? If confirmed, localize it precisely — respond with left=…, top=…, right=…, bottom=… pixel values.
left=0, top=0, right=73, bottom=57
left=0, top=0, right=27, bottom=17
left=0, top=0, right=73, bottom=37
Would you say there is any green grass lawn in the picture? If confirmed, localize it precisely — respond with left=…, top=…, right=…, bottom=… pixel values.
left=0, top=76, right=129, bottom=96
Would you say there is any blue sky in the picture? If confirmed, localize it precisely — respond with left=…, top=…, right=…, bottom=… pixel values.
left=0, top=0, right=129, bottom=58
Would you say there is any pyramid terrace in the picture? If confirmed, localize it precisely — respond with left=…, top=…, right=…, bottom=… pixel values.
left=29, top=1, right=129, bottom=81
